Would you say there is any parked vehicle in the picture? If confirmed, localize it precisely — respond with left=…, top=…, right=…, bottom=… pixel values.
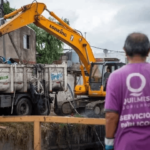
left=0, top=62, right=67, bottom=115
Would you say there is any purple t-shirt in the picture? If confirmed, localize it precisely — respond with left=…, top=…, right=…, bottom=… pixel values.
left=105, top=63, right=150, bottom=150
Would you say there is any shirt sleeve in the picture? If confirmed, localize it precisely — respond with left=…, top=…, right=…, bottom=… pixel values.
left=104, top=71, right=121, bottom=114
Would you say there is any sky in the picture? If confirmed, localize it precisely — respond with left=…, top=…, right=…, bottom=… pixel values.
left=10, top=0, right=150, bottom=53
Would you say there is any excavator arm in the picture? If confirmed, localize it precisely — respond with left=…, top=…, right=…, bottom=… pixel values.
left=0, top=2, right=95, bottom=74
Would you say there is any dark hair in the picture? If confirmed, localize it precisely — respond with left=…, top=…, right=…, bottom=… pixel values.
left=124, top=32, right=150, bottom=57
left=107, top=67, right=111, bottom=72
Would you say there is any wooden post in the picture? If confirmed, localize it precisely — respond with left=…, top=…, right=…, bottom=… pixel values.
left=34, top=121, right=41, bottom=150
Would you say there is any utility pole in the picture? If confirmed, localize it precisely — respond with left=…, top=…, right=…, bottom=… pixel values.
left=0, top=0, right=6, bottom=58
left=103, top=49, right=108, bottom=57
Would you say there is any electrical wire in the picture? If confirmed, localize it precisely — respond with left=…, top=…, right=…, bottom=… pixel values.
left=91, top=46, right=125, bottom=53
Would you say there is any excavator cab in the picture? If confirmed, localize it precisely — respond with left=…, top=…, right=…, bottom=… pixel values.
left=89, top=61, right=125, bottom=96
left=89, top=63, right=103, bottom=91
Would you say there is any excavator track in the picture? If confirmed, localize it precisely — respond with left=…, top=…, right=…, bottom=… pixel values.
left=54, top=97, right=105, bottom=118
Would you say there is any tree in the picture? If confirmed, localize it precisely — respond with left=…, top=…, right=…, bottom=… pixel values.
left=3, top=0, right=15, bottom=15
left=29, top=22, right=64, bottom=64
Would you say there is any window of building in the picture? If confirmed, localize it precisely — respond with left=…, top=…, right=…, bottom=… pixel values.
left=23, top=35, right=30, bottom=49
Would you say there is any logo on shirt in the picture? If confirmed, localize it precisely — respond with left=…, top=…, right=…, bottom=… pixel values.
left=126, top=73, right=146, bottom=97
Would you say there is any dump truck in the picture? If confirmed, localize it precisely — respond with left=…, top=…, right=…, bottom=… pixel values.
left=0, top=62, right=67, bottom=115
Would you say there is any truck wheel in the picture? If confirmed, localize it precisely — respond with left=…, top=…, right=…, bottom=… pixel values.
left=35, top=100, right=50, bottom=115
left=15, top=98, right=32, bottom=115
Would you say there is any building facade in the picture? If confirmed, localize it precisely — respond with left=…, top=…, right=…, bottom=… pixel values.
left=0, top=26, right=36, bottom=64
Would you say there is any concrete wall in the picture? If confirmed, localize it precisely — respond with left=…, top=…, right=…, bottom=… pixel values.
left=0, top=26, right=36, bottom=64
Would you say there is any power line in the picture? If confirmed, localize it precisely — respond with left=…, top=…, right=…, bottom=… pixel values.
left=63, top=46, right=125, bottom=54
left=91, top=46, right=125, bottom=53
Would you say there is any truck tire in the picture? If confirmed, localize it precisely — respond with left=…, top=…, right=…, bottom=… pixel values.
left=35, top=100, right=50, bottom=115
left=15, top=98, right=32, bottom=115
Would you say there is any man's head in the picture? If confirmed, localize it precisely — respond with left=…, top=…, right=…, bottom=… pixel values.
left=124, top=32, right=150, bottom=58
left=107, top=67, right=111, bottom=73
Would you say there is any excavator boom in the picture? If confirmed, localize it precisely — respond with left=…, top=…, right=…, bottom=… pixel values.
left=0, top=2, right=95, bottom=74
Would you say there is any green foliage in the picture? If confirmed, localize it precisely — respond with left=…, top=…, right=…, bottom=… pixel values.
left=3, top=1, right=15, bottom=15
left=63, top=18, right=69, bottom=25
left=29, top=18, right=69, bottom=64
left=29, top=23, right=63, bottom=64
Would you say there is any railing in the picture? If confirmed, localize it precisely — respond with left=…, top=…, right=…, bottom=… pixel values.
left=0, top=116, right=106, bottom=150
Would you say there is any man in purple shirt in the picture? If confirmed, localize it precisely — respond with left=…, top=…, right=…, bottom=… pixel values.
left=105, top=32, right=150, bottom=150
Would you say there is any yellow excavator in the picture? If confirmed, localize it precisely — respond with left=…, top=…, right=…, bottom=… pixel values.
left=0, top=2, right=124, bottom=117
